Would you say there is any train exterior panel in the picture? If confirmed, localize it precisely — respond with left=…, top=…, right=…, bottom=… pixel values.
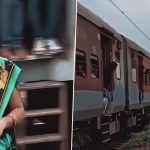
left=143, top=55, right=150, bottom=106
left=74, top=3, right=126, bottom=121
left=75, top=11, right=103, bottom=121
left=126, top=40, right=141, bottom=110
left=125, top=38, right=150, bottom=109
left=110, top=35, right=126, bottom=113
left=76, top=15, right=102, bottom=91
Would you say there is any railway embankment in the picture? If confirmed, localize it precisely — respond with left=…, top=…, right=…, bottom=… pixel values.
left=110, top=126, right=150, bottom=150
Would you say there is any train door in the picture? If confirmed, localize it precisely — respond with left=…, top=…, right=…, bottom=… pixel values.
left=101, top=33, right=113, bottom=90
left=138, top=55, right=144, bottom=104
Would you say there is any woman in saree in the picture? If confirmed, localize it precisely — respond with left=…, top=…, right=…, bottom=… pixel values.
left=0, top=57, right=25, bottom=149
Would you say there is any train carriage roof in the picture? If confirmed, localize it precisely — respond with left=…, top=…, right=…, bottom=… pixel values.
left=78, top=2, right=150, bottom=58
left=78, top=2, right=121, bottom=40
left=124, top=36, right=150, bottom=58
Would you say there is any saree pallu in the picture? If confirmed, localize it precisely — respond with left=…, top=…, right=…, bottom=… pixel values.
left=0, top=57, right=21, bottom=150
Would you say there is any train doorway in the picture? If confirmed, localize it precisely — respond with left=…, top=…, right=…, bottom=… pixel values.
left=101, top=33, right=113, bottom=90
left=138, top=55, right=144, bottom=104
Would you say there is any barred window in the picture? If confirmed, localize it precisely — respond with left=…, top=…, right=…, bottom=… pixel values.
left=115, top=51, right=121, bottom=79
left=90, top=55, right=99, bottom=78
left=76, top=50, right=87, bottom=78
left=131, top=50, right=136, bottom=68
left=144, top=69, right=150, bottom=86
left=145, top=74, right=148, bottom=86
left=131, top=49, right=137, bottom=82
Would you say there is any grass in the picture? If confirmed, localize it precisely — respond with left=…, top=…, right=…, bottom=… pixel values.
left=123, top=129, right=149, bottom=149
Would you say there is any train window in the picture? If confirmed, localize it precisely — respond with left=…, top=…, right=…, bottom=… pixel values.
left=116, top=62, right=121, bottom=79
left=90, top=54, right=99, bottom=78
left=76, top=50, right=87, bottom=78
left=115, top=51, right=121, bottom=79
left=132, top=68, right=137, bottom=82
left=131, top=49, right=137, bottom=82
left=145, top=74, right=148, bottom=86
left=145, top=69, right=150, bottom=86
left=131, top=50, right=136, bottom=67
left=132, top=59, right=136, bottom=68
left=131, top=49, right=135, bottom=57
left=117, top=40, right=121, bottom=50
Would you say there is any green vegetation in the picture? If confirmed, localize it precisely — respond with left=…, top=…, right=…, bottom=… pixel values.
left=123, top=130, right=148, bottom=149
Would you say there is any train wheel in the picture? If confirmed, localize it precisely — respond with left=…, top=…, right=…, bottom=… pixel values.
left=73, top=128, right=92, bottom=150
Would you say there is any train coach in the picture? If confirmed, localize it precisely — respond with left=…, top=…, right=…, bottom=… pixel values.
left=73, top=3, right=150, bottom=149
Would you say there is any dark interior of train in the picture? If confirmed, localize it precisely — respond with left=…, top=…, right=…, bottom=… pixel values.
left=101, top=34, right=115, bottom=90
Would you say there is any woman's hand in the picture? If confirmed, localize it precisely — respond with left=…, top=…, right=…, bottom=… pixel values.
left=0, top=88, right=25, bottom=137
left=0, top=118, right=7, bottom=137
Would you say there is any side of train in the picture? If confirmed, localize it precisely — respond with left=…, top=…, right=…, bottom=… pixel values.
left=73, top=3, right=150, bottom=147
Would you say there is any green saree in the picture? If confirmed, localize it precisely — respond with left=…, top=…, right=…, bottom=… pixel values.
left=0, top=57, right=21, bottom=150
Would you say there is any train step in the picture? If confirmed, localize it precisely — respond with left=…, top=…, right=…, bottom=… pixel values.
left=16, top=81, right=68, bottom=150
left=101, top=138, right=111, bottom=143
left=101, top=131, right=109, bottom=135
left=26, top=108, right=64, bottom=117
left=137, top=113, right=142, bottom=116
left=101, top=116, right=111, bottom=143
left=101, top=122, right=109, bottom=126
left=13, top=54, right=53, bottom=62
left=17, top=81, right=65, bottom=90
left=16, top=133, right=64, bottom=145
left=136, top=111, right=143, bottom=127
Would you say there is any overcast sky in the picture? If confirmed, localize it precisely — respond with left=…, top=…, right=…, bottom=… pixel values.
left=79, top=0, right=150, bottom=51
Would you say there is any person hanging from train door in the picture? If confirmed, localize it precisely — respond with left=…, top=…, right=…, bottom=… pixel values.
left=0, top=0, right=29, bottom=60
left=27, top=0, right=63, bottom=55
left=103, top=61, right=118, bottom=114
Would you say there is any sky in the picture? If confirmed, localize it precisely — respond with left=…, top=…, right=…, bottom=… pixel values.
left=79, top=0, right=150, bottom=51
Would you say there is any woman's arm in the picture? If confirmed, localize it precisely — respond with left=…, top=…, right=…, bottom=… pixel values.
left=0, top=88, right=25, bottom=136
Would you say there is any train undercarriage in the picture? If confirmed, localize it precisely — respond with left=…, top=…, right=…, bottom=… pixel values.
left=73, top=107, right=150, bottom=150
